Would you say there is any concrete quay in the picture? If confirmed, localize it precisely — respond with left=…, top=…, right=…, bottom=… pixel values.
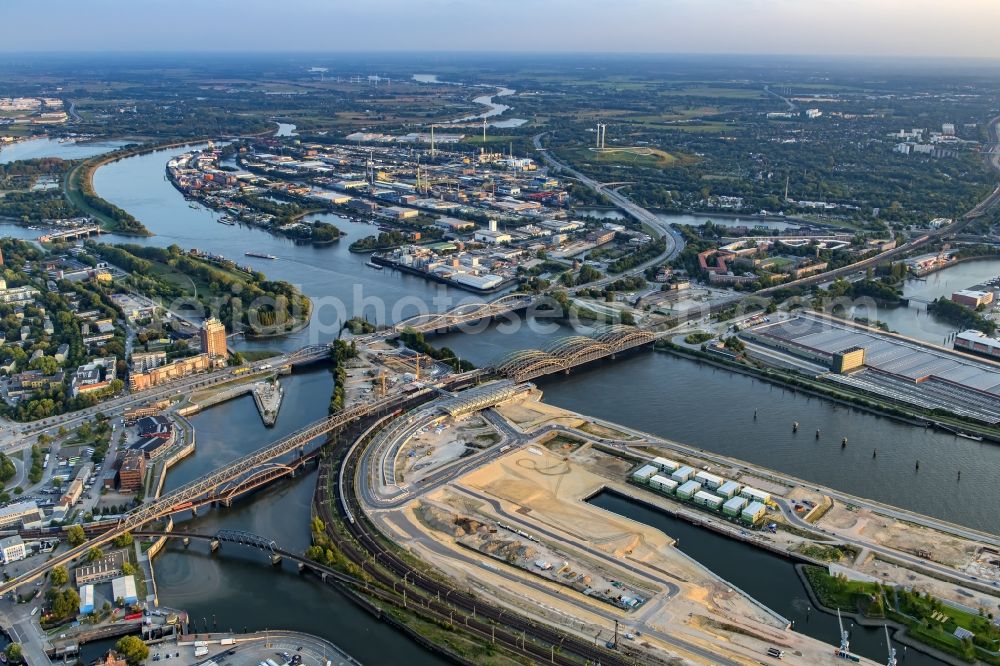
left=252, top=378, right=284, bottom=426
left=156, top=630, right=361, bottom=666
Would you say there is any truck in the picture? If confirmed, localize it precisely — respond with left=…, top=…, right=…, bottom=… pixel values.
left=194, top=646, right=209, bottom=657
left=220, top=638, right=235, bottom=646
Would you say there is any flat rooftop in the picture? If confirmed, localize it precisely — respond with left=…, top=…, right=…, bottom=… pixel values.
left=749, top=315, right=1000, bottom=423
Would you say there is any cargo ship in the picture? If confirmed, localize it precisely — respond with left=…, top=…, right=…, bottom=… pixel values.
left=245, top=251, right=277, bottom=260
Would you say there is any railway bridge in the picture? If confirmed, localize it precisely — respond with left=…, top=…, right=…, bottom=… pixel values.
left=490, top=325, right=656, bottom=382
left=391, top=293, right=535, bottom=335
left=0, top=392, right=423, bottom=595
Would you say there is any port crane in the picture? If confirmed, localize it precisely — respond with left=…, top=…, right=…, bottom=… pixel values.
left=834, top=608, right=859, bottom=661
left=884, top=626, right=897, bottom=666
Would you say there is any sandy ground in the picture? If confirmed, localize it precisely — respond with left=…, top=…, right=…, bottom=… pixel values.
left=818, top=502, right=976, bottom=568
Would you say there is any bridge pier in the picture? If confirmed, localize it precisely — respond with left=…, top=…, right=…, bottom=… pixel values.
left=210, top=539, right=220, bottom=553
left=190, top=506, right=198, bottom=517
left=297, top=562, right=305, bottom=573
left=221, top=497, right=232, bottom=508
left=182, top=537, right=190, bottom=548
left=270, top=553, right=282, bottom=566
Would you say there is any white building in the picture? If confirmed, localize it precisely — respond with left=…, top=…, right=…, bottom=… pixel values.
left=651, top=457, right=679, bottom=473
left=631, top=464, right=657, bottom=483
left=474, top=229, right=512, bottom=245
left=0, top=535, right=26, bottom=564
left=670, top=465, right=694, bottom=483
left=649, top=474, right=678, bottom=494
left=694, top=471, right=723, bottom=490
left=740, top=486, right=771, bottom=504
left=112, top=575, right=139, bottom=605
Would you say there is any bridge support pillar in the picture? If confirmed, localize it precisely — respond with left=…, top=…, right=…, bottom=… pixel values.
left=222, top=498, right=232, bottom=508
left=210, top=539, right=220, bottom=553
left=270, top=553, right=282, bottom=566
left=191, top=506, right=198, bottom=517
left=297, top=562, right=305, bottom=573
left=182, top=537, right=190, bottom=548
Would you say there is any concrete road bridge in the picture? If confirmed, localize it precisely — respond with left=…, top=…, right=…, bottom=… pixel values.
left=0, top=391, right=425, bottom=595
left=490, top=325, right=656, bottom=382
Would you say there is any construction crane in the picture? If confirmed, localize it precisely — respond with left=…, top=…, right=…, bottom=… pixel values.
left=834, top=608, right=857, bottom=660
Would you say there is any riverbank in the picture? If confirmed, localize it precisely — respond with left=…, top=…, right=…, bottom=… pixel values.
left=370, top=253, right=516, bottom=294
left=66, top=139, right=211, bottom=235
left=654, top=341, right=1000, bottom=443
left=796, top=565, right=996, bottom=666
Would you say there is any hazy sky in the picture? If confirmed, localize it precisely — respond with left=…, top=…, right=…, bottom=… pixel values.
left=4, top=0, right=1000, bottom=58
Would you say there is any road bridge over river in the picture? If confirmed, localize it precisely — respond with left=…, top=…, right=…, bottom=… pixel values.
left=0, top=391, right=425, bottom=595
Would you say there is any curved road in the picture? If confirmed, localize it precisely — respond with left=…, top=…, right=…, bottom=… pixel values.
left=532, top=132, right=685, bottom=286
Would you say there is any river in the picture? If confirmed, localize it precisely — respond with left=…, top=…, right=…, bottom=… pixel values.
left=848, top=258, right=1000, bottom=345
left=0, top=137, right=130, bottom=164
left=50, top=141, right=997, bottom=666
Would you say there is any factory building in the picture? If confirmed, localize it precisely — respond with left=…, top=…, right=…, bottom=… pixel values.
left=649, top=475, right=678, bottom=494
left=723, top=496, right=748, bottom=517
left=676, top=480, right=702, bottom=500
left=671, top=465, right=695, bottom=483
left=741, top=501, right=767, bottom=525
left=631, top=464, right=657, bottom=483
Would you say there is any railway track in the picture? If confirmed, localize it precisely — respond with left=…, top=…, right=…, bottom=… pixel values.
left=314, top=414, right=641, bottom=666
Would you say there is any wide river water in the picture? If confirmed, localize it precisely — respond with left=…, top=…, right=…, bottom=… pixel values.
left=2, top=143, right=994, bottom=664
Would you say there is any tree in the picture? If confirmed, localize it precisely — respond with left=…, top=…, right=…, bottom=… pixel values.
left=50, top=566, right=68, bottom=587
left=66, top=524, right=86, bottom=547
left=112, top=532, right=133, bottom=548
left=121, top=562, right=136, bottom=576
left=5, top=643, right=22, bottom=665
left=115, top=636, right=149, bottom=665
left=87, top=547, right=103, bottom=562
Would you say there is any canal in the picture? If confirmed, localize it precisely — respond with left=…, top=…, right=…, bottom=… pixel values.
left=32, top=141, right=994, bottom=665
left=589, top=491, right=938, bottom=666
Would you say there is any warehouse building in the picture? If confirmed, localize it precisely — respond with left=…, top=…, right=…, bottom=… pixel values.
left=676, top=480, right=702, bottom=500
left=741, top=501, right=767, bottom=525
left=112, top=575, right=138, bottom=605
left=671, top=465, right=695, bottom=483
left=952, top=289, right=994, bottom=308
left=723, top=496, right=748, bottom=517
left=649, top=475, right=678, bottom=494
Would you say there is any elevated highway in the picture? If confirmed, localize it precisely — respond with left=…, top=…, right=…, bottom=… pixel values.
left=532, top=132, right=685, bottom=281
